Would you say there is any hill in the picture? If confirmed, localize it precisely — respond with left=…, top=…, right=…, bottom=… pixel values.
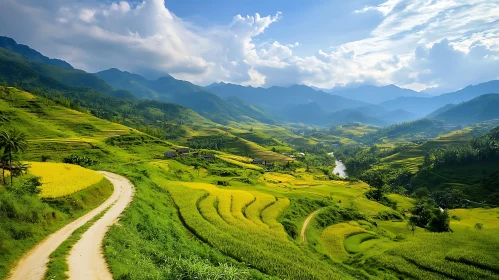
left=0, top=49, right=213, bottom=138
left=0, top=37, right=277, bottom=125
left=434, top=94, right=499, bottom=124
left=2, top=87, right=499, bottom=280
left=368, top=119, right=452, bottom=143
left=381, top=80, right=499, bottom=117
left=95, top=68, right=276, bottom=124
left=0, top=36, right=73, bottom=70
left=331, top=84, right=425, bottom=104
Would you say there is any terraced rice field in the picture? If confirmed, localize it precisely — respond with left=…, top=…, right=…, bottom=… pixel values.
left=162, top=181, right=355, bottom=280
left=373, top=230, right=499, bottom=280
left=27, top=162, right=105, bottom=198
left=217, top=154, right=264, bottom=171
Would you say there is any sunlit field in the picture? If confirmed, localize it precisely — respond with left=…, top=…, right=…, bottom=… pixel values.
left=26, top=162, right=104, bottom=198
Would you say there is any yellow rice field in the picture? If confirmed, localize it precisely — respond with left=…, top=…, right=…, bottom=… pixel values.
left=26, top=162, right=104, bottom=198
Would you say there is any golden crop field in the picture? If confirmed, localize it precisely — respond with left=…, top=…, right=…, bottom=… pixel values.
left=161, top=181, right=353, bottom=279
left=26, top=162, right=104, bottom=198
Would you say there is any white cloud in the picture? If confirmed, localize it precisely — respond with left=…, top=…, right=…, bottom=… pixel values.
left=354, top=0, right=401, bottom=16
left=0, top=0, right=498, bottom=92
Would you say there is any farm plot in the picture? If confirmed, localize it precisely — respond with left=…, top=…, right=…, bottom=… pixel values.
left=372, top=230, right=499, bottom=279
left=163, top=181, right=355, bottom=280
left=27, top=162, right=104, bottom=198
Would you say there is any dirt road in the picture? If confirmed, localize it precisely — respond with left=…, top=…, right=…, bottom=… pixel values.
left=67, top=171, right=134, bottom=280
left=301, top=210, right=320, bottom=243
left=7, top=171, right=133, bottom=280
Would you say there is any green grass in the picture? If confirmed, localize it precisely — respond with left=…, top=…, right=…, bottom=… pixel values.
left=3, top=87, right=499, bottom=280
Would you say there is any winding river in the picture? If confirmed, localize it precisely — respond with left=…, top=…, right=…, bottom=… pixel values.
left=328, top=152, right=348, bottom=178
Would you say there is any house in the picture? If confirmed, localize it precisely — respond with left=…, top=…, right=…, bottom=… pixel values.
left=176, top=148, right=190, bottom=154
left=202, top=154, right=215, bottom=160
left=252, top=158, right=264, bottom=164
left=288, top=155, right=297, bottom=159
left=298, top=152, right=306, bottom=157
left=164, top=151, right=177, bottom=158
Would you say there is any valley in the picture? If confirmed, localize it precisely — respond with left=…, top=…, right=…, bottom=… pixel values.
left=0, top=34, right=498, bottom=280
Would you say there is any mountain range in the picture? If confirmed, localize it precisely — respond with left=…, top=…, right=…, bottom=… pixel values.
left=1, top=35, right=499, bottom=128
left=381, top=81, right=499, bottom=117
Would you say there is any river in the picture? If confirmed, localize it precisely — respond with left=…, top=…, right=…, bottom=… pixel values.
left=328, top=152, right=348, bottom=178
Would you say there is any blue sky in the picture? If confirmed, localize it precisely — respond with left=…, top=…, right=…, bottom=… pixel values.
left=1, top=0, right=499, bottom=93
left=166, top=0, right=385, bottom=55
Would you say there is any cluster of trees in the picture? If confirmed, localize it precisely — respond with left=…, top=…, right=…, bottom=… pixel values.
left=62, top=155, right=98, bottom=167
left=188, top=135, right=234, bottom=151
left=367, top=119, right=448, bottom=144
left=422, top=127, right=499, bottom=169
left=408, top=192, right=451, bottom=233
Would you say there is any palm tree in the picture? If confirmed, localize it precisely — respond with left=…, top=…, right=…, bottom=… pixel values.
left=0, top=151, right=7, bottom=185
left=0, top=129, right=28, bottom=186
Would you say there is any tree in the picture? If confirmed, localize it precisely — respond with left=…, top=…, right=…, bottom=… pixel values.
left=407, top=215, right=418, bottom=235
left=0, top=129, right=28, bottom=186
left=428, top=209, right=451, bottom=232
left=0, top=151, right=7, bottom=184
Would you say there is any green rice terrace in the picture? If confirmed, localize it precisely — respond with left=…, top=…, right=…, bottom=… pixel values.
left=1, top=86, right=499, bottom=280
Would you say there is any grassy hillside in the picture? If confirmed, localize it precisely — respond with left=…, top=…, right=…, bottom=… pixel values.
left=2, top=87, right=499, bottom=280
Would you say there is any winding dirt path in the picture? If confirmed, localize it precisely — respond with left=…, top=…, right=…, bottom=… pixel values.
left=67, top=171, right=134, bottom=280
left=7, top=171, right=134, bottom=280
left=300, top=210, right=320, bottom=243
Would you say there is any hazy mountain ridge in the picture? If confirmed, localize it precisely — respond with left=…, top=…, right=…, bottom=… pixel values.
left=381, top=80, right=499, bottom=117
left=329, top=84, right=426, bottom=104
left=207, top=82, right=369, bottom=112
left=0, top=36, right=73, bottom=70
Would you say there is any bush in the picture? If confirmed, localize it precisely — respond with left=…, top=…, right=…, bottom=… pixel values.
left=281, top=220, right=298, bottom=239
left=62, top=155, right=97, bottom=167
left=41, top=155, right=51, bottom=162
left=216, top=180, right=229, bottom=186
left=13, top=176, right=42, bottom=196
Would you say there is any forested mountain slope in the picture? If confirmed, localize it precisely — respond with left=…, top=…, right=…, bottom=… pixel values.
left=96, top=68, right=276, bottom=124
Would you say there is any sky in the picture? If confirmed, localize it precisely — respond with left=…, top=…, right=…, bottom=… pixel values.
left=0, top=0, right=499, bottom=93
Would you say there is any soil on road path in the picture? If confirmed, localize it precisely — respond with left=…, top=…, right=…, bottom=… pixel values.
left=7, top=171, right=134, bottom=280
left=301, top=210, right=320, bottom=243
left=67, top=171, right=134, bottom=280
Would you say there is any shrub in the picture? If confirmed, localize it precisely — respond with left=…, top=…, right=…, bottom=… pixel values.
left=281, top=220, right=298, bottom=239
left=62, top=155, right=97, bottom=167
